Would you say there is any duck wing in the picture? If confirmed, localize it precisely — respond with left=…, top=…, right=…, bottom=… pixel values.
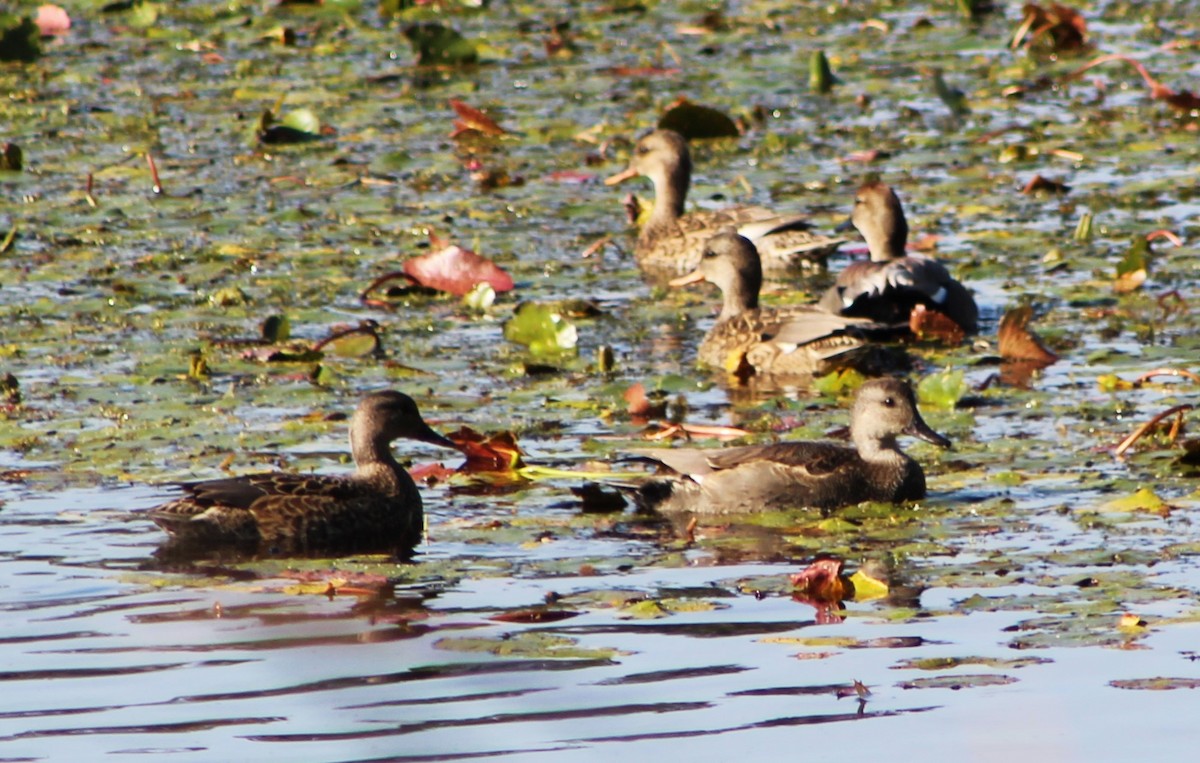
left=820, top=256, right=977, bottom=332
left=703, top=441, right=858, bottom=475
left=177, top=472, right=359, bottom=511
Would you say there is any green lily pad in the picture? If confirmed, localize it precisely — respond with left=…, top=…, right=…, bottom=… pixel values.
left=404, top=23, right=479, bottom=66
left=503, top=302, right=578, bottom=357
left=918, top=369, right=968, bottom=410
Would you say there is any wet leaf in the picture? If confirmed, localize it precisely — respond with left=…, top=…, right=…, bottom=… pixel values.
left=490, top=608, right=580, bottom=624
left=1113, top=237, right=1151, bottom=294
left=897, top=674, right=1018, bottom=690
left=657, top=98, right=739, bottom=140
left=446, top=426, right=525, bottom=472
left=1110, top=677, right=1200, bottom=691
left=917, top=369, right=967, bottom=409
left=401, top=241, right=513, bottom=297
left=998, top=305, right=1058, bottom=363
left=809, top=50, right=835, bottom=94
left=503, top=302, right=578, bottom=357
left=35, top=5, right=70, bottom=36
left=261, top=315, right=290, bottom=344
left=789, top=558, right=848, bottom=603
left=1095, top=487, right=1169, bottom=517
left=258, top=108, right=321, bottom=144
left=848, top=569, right=889, bottom=601
left=909, top=304, right=965, bottom=344
left=405, top=23, right=479, bottom=66
left=448, top=99, right=507, bottom=138
left=1021, top=175, right=1070, bottom=195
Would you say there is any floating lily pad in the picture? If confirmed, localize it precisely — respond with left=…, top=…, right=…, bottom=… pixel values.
left=503, top=302, right=578, bottom=357
left=897, top=674, right=1018, bottom=690
left=405, top=23, right=479, bottom=66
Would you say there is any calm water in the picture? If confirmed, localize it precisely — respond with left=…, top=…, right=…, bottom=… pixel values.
left=4, top=1, right=1200, bottom=760
left=2, top=470, right=1200, bottom=762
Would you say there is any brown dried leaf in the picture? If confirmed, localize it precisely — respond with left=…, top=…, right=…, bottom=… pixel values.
left=448, top=99, right=507, bottom=138
left=998, top=305, right=1058, bottom=363
left=909, top=304, right=966, bottom=344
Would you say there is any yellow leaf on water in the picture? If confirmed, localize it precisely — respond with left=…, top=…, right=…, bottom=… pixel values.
left=1097, top=488, right=1169, bottom=517
left=849, top=569, right=889, bottom=601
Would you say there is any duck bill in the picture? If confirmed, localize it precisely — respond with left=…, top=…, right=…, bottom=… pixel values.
left=668, top=268, right=706, bottom=288
left=415, top=423, right=462, bottom=451
left=604, top=165, right=640, bottom=186
left=834, top=216, right=855, bottom=234
left=904, top=414, right=951, bottom=448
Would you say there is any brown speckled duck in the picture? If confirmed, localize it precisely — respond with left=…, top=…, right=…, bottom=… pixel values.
left=631, top=378, right=949, bottom=515
left=605, top=129, right=844, bottom=277
left=819, top=182, right=979, bottom=334
left=671, top=230, right=896, bottom=376
left=149, top=390, right=457, bottom=554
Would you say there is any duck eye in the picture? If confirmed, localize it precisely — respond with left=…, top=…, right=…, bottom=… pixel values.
left=883, top=397, right=894, bottom=407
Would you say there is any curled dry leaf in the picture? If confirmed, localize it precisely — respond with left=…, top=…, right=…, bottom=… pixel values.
left=998, top=305, right=1058, bottom=363
left=448, top=99, right=507, bottom=138
left=790, top=558, right=850, bottom=603
left=1012, top=3, right=1088, bottom=53
left=446, top=426, right=525, bottom=472
left=909, top=303, right=965, bottom=345
left=1022, top=174, right=1071, bottom=194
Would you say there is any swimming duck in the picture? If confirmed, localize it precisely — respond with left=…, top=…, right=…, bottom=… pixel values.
left=670, top=230, right=898, bottom=376
left=631, top=378, right=949, bottom=515
left=149, top=390, right=458, bottom=554
left=818, top=182, right=978, bottom=334
left=605, top=129, right=844, bottom=277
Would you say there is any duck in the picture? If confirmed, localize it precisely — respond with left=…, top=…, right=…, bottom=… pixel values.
left=149, top=390, right=458, bottom=555
left=818, top=182, right=978, bottom=334
left=670, top=230, right=901, bottom=377
left=630, top=378, right=949, bottom=515
left=605, top=129, right=844, bottom=277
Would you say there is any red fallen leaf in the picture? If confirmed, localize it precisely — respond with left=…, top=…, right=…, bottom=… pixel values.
left=546, top=170, right=595, bottom=184
left=1022, top=174, right=1070, bottom=194
left=489, top=609, right=581, bottom=623
left=448, top=99, right=507, bottom=138
left=790, top=558, right=851, bottom=603
left=909, top=304, right=965, bottom=344
left=909, top=233, right=941, bottom=252
left=403, top=241, right=514, bottom=297
left=409, top=461, right=459, bottom=482
left=998, top=305, right=1058, bottom=363
left=624, top=382, right=653, bottom=416
left=36, top=4, right=70, bottom=36
left=446, top=426, right=525, bottom=472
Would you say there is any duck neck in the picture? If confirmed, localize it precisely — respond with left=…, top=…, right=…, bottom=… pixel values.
left=350, top=426, right=401, bottom=474
left=853, top=431, right=905, bottom=463
left=645, top=155, right=690, bottom=231
left=718, top=280, right=758, bottom=322
left=863, top=207, right=908, bottom=263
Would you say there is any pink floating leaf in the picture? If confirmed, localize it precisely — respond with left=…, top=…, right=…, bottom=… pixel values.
left=403, top=242, right=514, bottom=296
left=36, top=4, right=70, bottom=36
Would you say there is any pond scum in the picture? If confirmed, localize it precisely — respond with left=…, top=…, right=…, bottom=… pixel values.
left=1, top=1, right=1200, bottom=760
